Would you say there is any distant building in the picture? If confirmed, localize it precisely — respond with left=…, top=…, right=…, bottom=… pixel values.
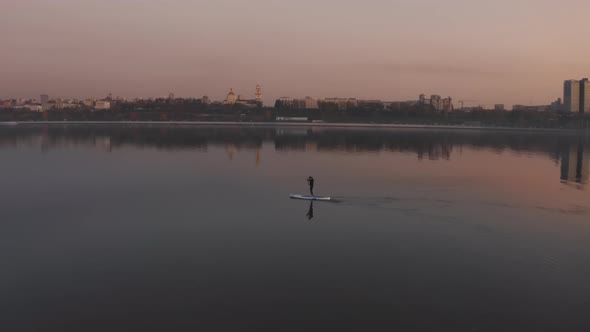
left=255, top=85, right=262, bottom=103
left=276, top=97, right=294, bottom=108
left=564, top=78, right=590, bottom=113
left=494, top=104, right=505, bottom=111
left=301, top=97, right=319, bottom=109
left=292, top=97, right=319, bottom=109
left=276, top=96, right=321, bottom=110
left=320, top=98, right=357, bottom=110
left=430, top=95, right=442, bottom=111
left=357, top=100, right=385, bottom=110
left=40, top=94, right=49, bottom=104
left=442, top=97, right=453, bottom=111
left=389, top=101, right=414, bottom=110
left=95, top=100, right=111, bottom=110
left=236, top=97, right=261, bottom=108
left=512, top=104, right=550, bottom=112
left=201, top=96, right=210, bottom=104
left=83, top=99, right=96, bottom=107
left=564, top=80, right=580, bottom=113
left=550, top=98, right=563, bottom=112
left=224, top=86, right=261, bottom=107
left=225, top=88, right=237, bottom=104
left=419, top=94, right=428, bottom=105
left=418, top=94, right=452, bottom=111
left=23, top=104, right=43, bottom=112
left=168, top=92, right=175, bottom=100
left=582, top=79, right=590, bottom=113
left=38, top=99, right=79, bottom=110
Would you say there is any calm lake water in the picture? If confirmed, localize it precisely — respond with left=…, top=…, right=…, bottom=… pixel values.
left=1, top=124, right=590, bottom=331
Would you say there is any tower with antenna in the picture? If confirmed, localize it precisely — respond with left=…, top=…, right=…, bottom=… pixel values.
left=255, top=84, right=262, bottom=103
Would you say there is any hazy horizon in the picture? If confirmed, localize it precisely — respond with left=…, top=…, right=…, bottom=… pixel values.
left=2, top=0, right=590, bottom=107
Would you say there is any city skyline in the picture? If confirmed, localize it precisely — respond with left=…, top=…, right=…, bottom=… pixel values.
left=0, top=77, right=579, bottom=111
left=2, top=1, right=590, bottom=107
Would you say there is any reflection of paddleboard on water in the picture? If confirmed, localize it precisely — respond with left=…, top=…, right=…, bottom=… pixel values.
left=290, top=194, right=331, bottom=201
left=306, top=201, right=314, bottom=220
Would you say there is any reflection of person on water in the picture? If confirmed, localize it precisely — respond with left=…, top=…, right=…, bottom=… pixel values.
left=307, top=176, right=315, bottom=196
left=306, top=201, right=314, bottom=220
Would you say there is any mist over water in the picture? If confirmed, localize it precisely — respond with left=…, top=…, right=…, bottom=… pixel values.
left=1, top=125, right=590, bottom=331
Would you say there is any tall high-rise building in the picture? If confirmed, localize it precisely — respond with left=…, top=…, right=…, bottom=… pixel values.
left=564, top=80, right=580, bottom=113
left=563, top=78, right=590, bottom=113
left=581, top=78, right=590, bottom=113
left=40, top=94, right=49, bottom=104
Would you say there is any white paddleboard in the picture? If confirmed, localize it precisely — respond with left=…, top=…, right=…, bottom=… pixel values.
left=290, top=194, right=331, bottom=201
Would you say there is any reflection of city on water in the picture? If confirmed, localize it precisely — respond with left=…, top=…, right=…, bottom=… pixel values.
left=560, top=141, right=589, bottom=189
left=225, top=144, right=261, bottom=166
left=1, top=125, right=589, bottom=188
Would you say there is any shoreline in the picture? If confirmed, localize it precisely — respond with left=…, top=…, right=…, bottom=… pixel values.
left=1, top=120, right=589, bottom=133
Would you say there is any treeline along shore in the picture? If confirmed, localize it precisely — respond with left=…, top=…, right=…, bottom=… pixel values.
left=2, top=98, right=590, bottom=130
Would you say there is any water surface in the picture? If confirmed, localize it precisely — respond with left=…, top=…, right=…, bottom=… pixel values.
left=1, top=125, right=590, bottom=331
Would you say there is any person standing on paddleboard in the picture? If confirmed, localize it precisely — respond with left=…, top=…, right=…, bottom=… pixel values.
left=307, top=176, right=315, bottom=196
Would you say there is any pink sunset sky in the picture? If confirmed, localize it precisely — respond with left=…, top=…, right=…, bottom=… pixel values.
left=1, top=0, right=590, bottom=107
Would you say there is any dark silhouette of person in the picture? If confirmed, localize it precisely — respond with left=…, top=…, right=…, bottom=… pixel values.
left=307, top=176, right=315, bottom=196
left=306, top=201, right=314, bottom=220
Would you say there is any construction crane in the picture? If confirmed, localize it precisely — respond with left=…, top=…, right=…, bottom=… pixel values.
left=457, top=100, right=478, bottom=110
